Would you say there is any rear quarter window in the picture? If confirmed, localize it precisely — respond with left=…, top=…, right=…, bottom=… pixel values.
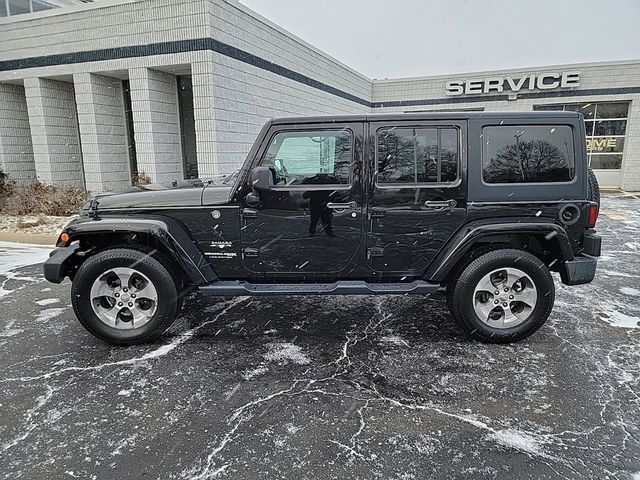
left=482, top=125, right=575, bottom=184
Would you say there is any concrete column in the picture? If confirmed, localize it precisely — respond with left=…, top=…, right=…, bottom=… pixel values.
left=74, top=73, right=130, bottom=193
left=192, top=52, right=218, bottom=178
left=23, top=77, right=84, bottom=187
left=622, top=98, right=640, bottom=192
left=128, top=68, right=183, bottom=184
left=0, top=83, right=36, bottom=185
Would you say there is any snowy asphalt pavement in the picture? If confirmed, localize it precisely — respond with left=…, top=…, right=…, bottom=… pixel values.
left=1, top=192, right=639, bottom=479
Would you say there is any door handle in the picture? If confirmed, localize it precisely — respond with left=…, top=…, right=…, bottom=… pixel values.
left=424, top=200, right=457, bottom=209
left=326, top=201, right=357, bottom=210
left=370, top=208, right=386, bottom=218
left=242, top=208, right=258, bottom=218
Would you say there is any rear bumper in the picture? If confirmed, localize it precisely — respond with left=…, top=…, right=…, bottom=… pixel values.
left=43, top=244, right=79, bottom=283
left=583, top=232, right=601, bottom=257
left=560, top=254, right=598, bottom=286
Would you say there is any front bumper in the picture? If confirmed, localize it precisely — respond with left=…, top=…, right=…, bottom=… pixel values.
left=43, top=244, right=80, bottom=283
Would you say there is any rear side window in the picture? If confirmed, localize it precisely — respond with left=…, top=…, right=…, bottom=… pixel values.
left=377, top=127, right=459, bottom=184
left=482, top=125, right=575, bottom=184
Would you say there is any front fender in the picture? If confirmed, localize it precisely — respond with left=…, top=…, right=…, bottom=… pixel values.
left=425, top=221, right=575, bottom=282
left=50, top=216, right=216, bottom=284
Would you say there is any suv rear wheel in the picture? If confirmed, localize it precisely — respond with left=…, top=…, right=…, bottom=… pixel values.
left=71, top=248, right=180, bottom=345
left=447, top=249, right=555, bottom=343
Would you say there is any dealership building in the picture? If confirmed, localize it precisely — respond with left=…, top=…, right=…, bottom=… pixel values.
left=1, top=0, right=639, bottom=192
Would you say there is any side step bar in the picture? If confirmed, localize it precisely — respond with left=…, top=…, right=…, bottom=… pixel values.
left=199, top=280, right=439, bottom=296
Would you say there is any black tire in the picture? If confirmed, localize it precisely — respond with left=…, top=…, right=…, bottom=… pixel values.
left=447, top=249, right=555, bottom=343
left=587, top=167, right=600, bottom=205
left=71, top=248, right=180, bottom=345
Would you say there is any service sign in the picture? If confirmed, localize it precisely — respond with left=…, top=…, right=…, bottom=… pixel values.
left=445, top=71, right=581, bottom=96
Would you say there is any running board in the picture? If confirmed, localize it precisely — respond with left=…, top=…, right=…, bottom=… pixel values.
left=199, top=280, right=439, bottom=296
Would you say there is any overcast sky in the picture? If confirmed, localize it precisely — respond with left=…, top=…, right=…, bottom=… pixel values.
left=239, top=0, right=640, bottom=79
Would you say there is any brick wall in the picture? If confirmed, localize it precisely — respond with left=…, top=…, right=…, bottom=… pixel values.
left=622, top=100, right=640, bottom=191
left=23, top=77, right=84, bottom=187
left=0, top=83, right=36, bottom=185
left=74, top=72, right=130, bottom=193
left=129, top=67, right=183, bottom=183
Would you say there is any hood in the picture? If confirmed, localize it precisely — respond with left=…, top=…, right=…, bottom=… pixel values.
left=86, top=178, right=233, bottom=211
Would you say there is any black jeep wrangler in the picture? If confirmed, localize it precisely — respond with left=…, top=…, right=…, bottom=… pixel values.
left=44, top=112, right=601, bottom=345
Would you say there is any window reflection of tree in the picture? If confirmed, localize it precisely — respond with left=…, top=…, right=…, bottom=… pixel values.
left=485, top=138, right=571, bottom=183
left=377, top=129, right=458, bottom=183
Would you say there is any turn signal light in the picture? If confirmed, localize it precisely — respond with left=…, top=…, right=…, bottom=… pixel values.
left=59, top=232, right=70, bottom=245
left=586, top=202, right=599, bottom=229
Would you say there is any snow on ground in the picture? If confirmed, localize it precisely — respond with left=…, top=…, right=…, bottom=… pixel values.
left=0, top=241, right=52, bottom=297
left=264, top=342, right=311, bottom=365
left=0, top=215, right=72, bottom=236
left=35, top=298, right=60, bottom=306
left=489, top=429, right=546, bottom=457
left=599, top=311, right=640, bottom=329
left=34, top=308, right=67, bottom=323
left=0, top=241, right=51, bottom=275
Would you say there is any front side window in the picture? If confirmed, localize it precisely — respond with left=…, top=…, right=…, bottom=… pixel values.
left=262, top=129, right=352, bottom=186
left=482, top=125, right=575, bottom=183
left=377, top=127, right=459, bottom=184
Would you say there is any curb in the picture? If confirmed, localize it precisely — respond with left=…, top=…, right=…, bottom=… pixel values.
left=0, top=232, right=56, bottom=246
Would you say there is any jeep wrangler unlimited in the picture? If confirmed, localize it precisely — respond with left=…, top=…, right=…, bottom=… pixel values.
left=44, top=112, right=601, bottom=345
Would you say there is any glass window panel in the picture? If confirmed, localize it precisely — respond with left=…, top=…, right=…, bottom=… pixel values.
left=594, top=120, right=626, bottom=136
left=262, top=130, right=352, bottom=186
left=32, top=0, right=55, bottom=12
left=583, top=120, right=594, bottom=136
left=439, top=128, right=459, bottom=182
left=589, top=154, right=622, bottom=170
left=8, top=0, right=30, bottom=15
left=377, top=127, right=458, bottom=184
left=414, top=129, right=438, bottom=183
left=482, top=125, right=575, bottom=183
left=560, top=103, right=594, bottom=119
left=586, top=136, right=624, bottom=154
left=378, top=128, right=424, bottom=183
left=596, top=102, right=628, bottom=119
left=578, top=103, right=596, bottom=119
left=1, top=2, right=7, bottom=17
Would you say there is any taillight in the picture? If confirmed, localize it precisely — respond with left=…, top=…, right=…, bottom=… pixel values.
left=586, top=202, right=599, bottom=229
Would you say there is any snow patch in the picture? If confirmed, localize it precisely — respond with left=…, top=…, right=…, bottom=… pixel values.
left=0, top=328, right=23, bottom=337
left=490, top=428, right=544, bottom=456
left=264, top=342, right=311, bottom=365
left=35, top=298, right=60, bottom=306
left=242, top=366, right=269, bottom=380
left=599, top=311, right=640, bottom=329
left=620, top=287, right=640, bottom=297
left=117, top=389, right=132, bottom=397
left=0, top=241, right=51, bottom=275
left=379, top=335, right=409, bottom=347
left=34, top=308, right=66, bottom=322
left=285, top=423, right=302, bottom=434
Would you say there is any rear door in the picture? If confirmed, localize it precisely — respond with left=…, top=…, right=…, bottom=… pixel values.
left=366, top=120, right=467, bottom=276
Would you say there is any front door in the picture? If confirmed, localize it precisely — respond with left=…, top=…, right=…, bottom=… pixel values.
left=240, top=123, right=364, bottom=278
left=366, top=121, right=467, bottom=276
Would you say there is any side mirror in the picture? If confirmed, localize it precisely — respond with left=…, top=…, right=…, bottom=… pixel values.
left=249, top=166, right=274, bottom=191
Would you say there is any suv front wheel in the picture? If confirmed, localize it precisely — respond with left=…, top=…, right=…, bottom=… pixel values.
left=71, top=248, right=180, bottom=345
left=447, top=249, right=555, bottom=343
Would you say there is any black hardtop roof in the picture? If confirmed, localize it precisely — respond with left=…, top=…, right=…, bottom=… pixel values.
left=270, top=111, right=582, bottom=125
